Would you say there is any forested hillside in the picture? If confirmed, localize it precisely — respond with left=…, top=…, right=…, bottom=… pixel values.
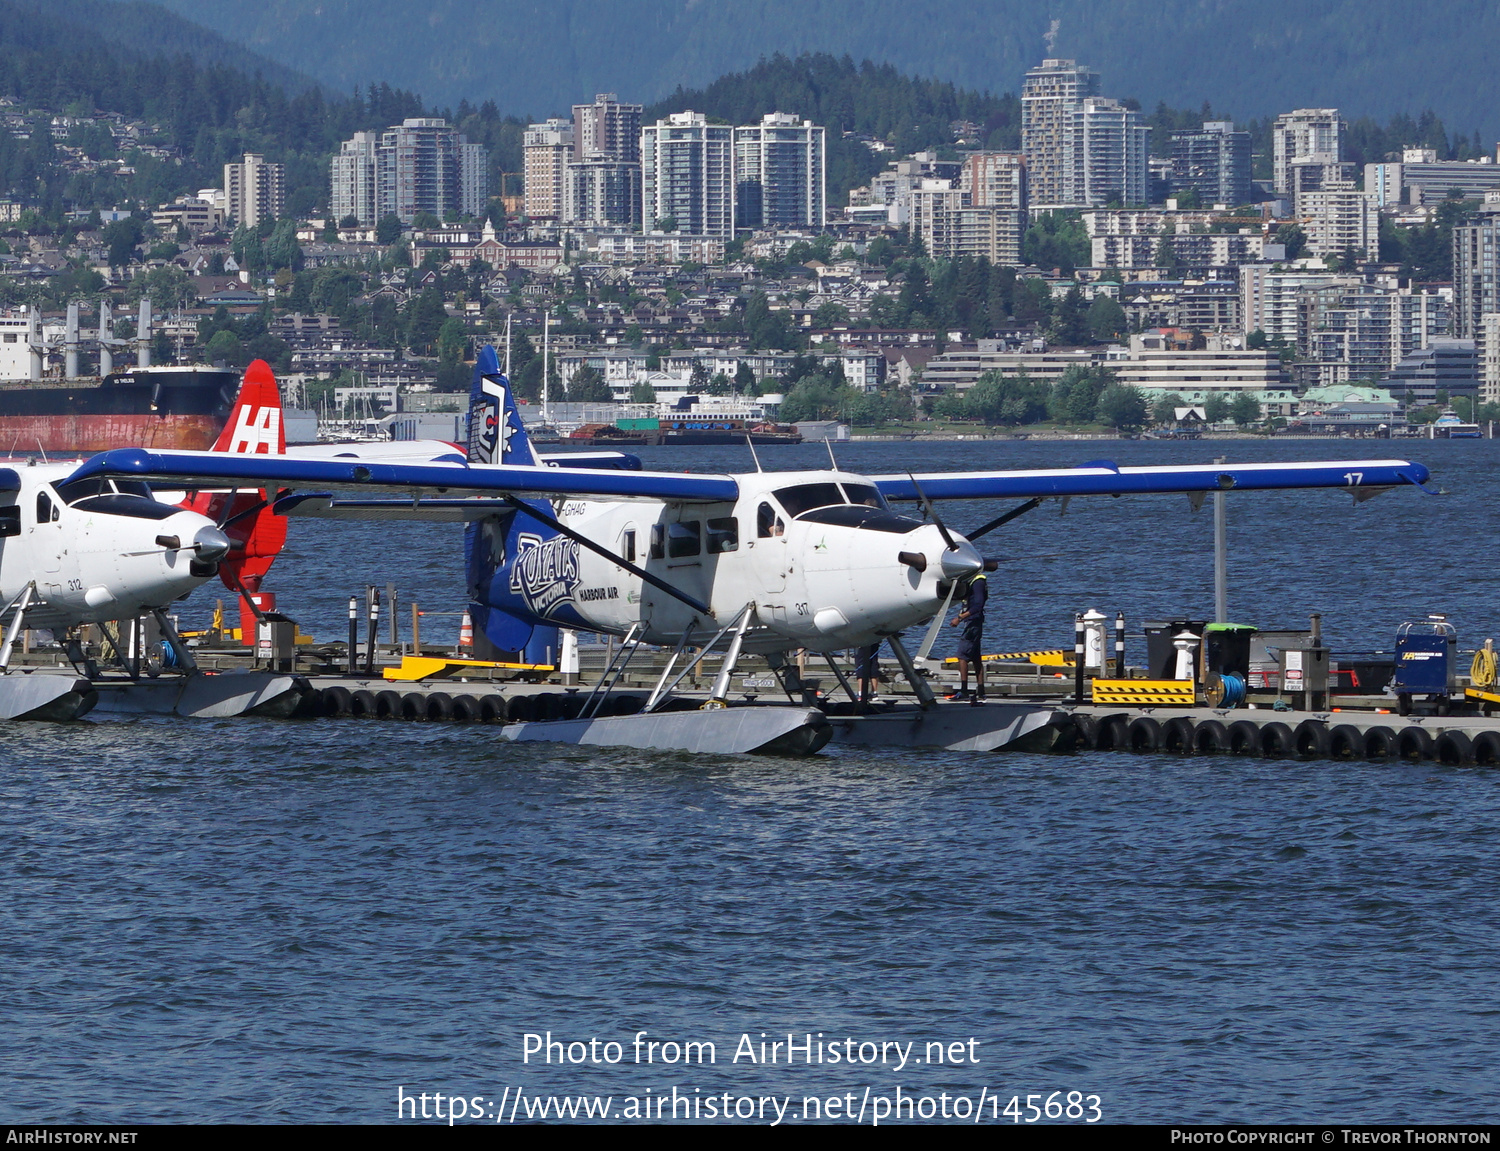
left=647, top=55, right=1019, bottom=205
left=135, top=0, right=1500, bottom=141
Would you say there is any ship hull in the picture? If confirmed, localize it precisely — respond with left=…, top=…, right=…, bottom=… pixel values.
left=0, top=367, right=238, bottom=452
left=0, top=413, right=226, bottom=452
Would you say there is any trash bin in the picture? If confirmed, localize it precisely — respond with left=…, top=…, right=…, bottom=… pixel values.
left=1143, top=619, right=1206, bottom=680
left=256, top=612, right=297, bottom=671
left=1203, top=623, right=1256, bottom=679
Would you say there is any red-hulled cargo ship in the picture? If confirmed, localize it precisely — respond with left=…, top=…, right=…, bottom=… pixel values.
left=0, top=365, right=240, bottom=452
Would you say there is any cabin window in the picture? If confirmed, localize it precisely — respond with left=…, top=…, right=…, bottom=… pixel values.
left=774, top=483, right=845, bottom=517
left=649, top=524, right=665, bottom=560
left=667, top=520, right=700, bottom=559
left=706, top=517, right=738, bottom=554
left=623, top=529, right=636, bottom=563
left=0, top=506, right=18, bottom=537
left=757, top=502, right=776, bottom=538
left=36, top=491, right=53, bottom=524
left=2, top=333, right=15, bottom=343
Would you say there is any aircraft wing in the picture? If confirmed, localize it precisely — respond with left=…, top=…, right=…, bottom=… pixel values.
left=273, top=495, right=520, bottom=522
left=872, top=458, right=1432, bottom=502
left=66, top=448, right=740, bottom=504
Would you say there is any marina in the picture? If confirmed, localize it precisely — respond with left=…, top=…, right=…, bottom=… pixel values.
left=6, top=435, right=1500, bottom=1125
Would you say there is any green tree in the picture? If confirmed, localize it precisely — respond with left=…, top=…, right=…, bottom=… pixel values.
left=437, top=317, right=467, bottom=365
left=1203, top=393, right=1232, bottom=423
left=734, top=361, right=756, bottom=395
left=203, top=329, right=243, bottom=365
left=567, top=364, right=613, bottom=402
left=1230, top=393, right=1262, bottom=426
left=1087, top=294, right=1127, bottom=342
left=964, top=370, right=1049, bottom=426
left=1051, top=286, right=1091, bottom=345
left=376, top=213, right=404, bottom=245
left=1096, top=384, right=1149, bottom=430
left=1152, top=392, right=1185, bottom=425
left=630, top=378, right=657, bottom=403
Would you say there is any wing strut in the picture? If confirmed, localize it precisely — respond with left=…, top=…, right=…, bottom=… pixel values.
left=965, top=497, right=1042, bottom=543
left=501, top=496, right=712, bottom=617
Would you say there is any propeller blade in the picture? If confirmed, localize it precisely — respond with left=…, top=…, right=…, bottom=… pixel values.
left=907, top=472, right=958, bottom=551
left=215, top=488, right=240, bottom=529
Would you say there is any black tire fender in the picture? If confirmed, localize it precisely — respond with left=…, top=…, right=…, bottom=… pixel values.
left=1227, top=720, right=1261, bottom=756
left=1435, top=730, right=1474, bottom=766
left=426, top=691, right=455, bottom=721
left=1071, top=713, right=1101, bottom=749
left=505, top=694, right=536, bottom=722
left=1162, top=716, right=1195, bottom=753
left=375, top=689, right=403, bottom=719
left=450, top=695, right=481, bottom=723
left=1327, top=724, right=1363, bottom=760
left=1293, top=720, right=1330, bottom=759
left=400, top=692, right=428, bottom=720
left=322, top=685, right=353, bottom=717
left=350, top=688, right=378, bottom=719
left=479, top=695, right=506, bottom=724
left=1126, top=716, right=1162, bottom=752
left=1396, top=726, right=1434, bottom=761
left=1192, top=719, right=1229, bottom=754
left=1258, top=721, right=1295, bottom=758
left=1362, top=725, right=1397, bottom=759
left=1472, top=730, right=1500, bottom=767
left=1097, top=713, right=1132, bottom=750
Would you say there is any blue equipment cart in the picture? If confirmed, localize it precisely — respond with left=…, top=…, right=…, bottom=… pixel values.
left=1392, top=616, right=1458, bottom=715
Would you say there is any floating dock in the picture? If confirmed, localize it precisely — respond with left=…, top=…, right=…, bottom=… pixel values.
left=7, top=629, right=1500, bottom=764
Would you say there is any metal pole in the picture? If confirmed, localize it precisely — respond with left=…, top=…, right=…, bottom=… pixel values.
left=387, top=582, right=398, bottom=646
left=347, top=595, right=358, bottom=674
left=411, top=603, right=421, bottom=655
left=1114, top=611, right=1126, bottom=678
left=366, top=587, right=379, bottom=676
left=1213, top=455, right=1228, bottom=623
left=1073, top=612, right=1086, bottom=703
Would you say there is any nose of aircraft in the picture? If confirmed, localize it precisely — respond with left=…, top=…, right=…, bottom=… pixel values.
left=193, top=525, right=232, bottom=563
left=939, top=541, right=984, bottom=582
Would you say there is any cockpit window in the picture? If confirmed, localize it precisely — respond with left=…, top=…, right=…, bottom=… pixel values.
left=841, top=483, right=887, bottom=509
left=774, top=483, right=845, bottom=517
left=56, top=477, right=156, bottom=505
left=68, top=494, right=180, bottom=521
left=798, top=505, right=923, bottom=534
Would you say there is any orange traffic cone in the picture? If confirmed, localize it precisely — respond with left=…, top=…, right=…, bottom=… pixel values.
left=458, top=610, right=473, bottom=654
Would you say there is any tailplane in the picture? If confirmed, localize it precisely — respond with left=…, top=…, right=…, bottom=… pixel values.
left=467, top=344, right=538, bottom=467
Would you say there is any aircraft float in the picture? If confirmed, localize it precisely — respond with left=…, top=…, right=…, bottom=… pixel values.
left=54, top=345, right=1433, bottom=751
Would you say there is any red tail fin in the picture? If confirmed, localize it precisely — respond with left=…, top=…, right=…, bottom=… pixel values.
left=212, top=358, right=285, bottom=455
left=184, top=360, right=291, bottom=641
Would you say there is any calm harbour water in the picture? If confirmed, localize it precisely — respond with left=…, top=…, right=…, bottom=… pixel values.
left=3, top=437, right=1499, bottom=1125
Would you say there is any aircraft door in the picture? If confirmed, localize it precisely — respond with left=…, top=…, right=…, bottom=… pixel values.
left=748, top=499, right=788, bottom=594
left=33, top=488, right=61, bottom=573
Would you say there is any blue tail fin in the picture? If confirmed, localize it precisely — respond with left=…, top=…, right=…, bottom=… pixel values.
left=466, top=344, right=538, bottom=466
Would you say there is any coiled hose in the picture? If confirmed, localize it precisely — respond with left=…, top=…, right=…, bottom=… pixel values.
left=1472, top=645, right=1498, bottom=690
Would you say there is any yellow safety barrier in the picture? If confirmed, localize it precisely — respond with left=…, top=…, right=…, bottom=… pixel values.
left=1465, top=686, right=1500, bottom=707
left=1091, top=678, right=1196, bottom=706
left=943, top=649, right=1071, bottom=667
left=382, top=655, right=555, bottom=682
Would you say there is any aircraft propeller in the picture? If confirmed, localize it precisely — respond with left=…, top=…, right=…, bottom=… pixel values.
left=126, top=526, right=233, bottom=563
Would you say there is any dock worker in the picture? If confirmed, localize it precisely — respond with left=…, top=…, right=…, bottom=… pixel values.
left=947, top=570, right=988, bottom=703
